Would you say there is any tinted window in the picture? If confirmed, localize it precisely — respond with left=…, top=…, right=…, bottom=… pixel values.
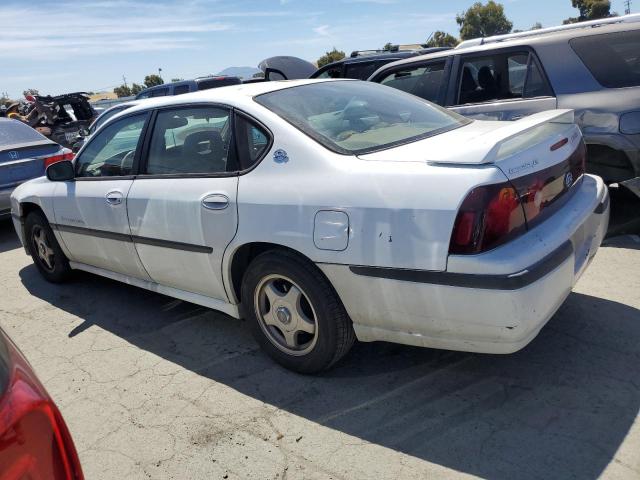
left=570, top=30, right=640, bottom=88
left=457, top=51, right=551, bottom=105
left=378, top=61, right=446, bottom=103
left=344, top=61, right=383, bottom=80
left=150, top=88, right=169, bottom=98
left=197, top=77, right=241, bottom=89
left=173, top=85, right=191, bottom=95
left=0, top=119, right=50, bottom=147
left=146, top=107, right=233, bottom=175
left=256, top=81, right=469, bottom=154
left=76, top=114, right=146, bottom=177
left=235, top=115, right=270, bottom=169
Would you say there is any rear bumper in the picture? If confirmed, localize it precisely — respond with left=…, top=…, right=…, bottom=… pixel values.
left=0, top=187, right=15, bottom=218
left=319, top=174, right=609, bottom=354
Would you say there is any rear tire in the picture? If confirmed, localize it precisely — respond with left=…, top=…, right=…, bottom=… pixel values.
left=25, top=211, right=71, bottom=283
left=241, top=250, right=355, bottom=373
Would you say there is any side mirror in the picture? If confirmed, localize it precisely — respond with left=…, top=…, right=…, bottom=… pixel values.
left=46, top=160, right=75, bottom=182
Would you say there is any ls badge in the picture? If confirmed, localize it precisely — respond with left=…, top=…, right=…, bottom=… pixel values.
left=273, top=149, right=289, bottom=164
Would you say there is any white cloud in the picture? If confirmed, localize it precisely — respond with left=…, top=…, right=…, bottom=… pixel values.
left=313, top=25, right=331, bottom=36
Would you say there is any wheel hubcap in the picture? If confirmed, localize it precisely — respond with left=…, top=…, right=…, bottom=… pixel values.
left=254, top=275, right=318, bottom=356
left=32, top=226, right=55, bottom=271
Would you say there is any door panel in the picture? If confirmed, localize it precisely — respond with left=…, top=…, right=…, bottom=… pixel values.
left=53, top=180, right=151, bottom=279
left=126, top=177, right=238, bottom=300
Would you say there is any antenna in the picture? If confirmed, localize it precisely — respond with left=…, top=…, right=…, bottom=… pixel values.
left=625, top=0, right=632, bottom=15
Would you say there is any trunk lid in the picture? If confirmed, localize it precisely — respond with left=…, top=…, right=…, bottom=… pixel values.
left=0, top=144, right=60, bottom=189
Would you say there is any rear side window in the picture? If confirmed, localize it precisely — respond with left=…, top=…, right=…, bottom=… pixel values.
left=344, top=61, right=383, bottom=80
left=457, top=51, right=552, bottom=105
left=378, top=61, right=446, bottom=103
left=146, top=107, right=234, bottom=175
left=150, top=88, right=169, bottom=98
left=234, top=115, right=270, bottom=170
left=173, top=85, right=190, bottom=95
left=570, top=30, right=640, bottom=88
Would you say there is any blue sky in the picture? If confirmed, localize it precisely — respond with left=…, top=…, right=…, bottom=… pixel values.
left=0, top=0, right=632, bottom=98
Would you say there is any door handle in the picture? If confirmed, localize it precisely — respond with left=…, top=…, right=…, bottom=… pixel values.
left=105, top=191, right=123, bottom=206
left=201, top=193, right=229, bottom=210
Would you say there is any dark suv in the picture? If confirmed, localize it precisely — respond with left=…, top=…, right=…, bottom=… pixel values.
left=311, top=45, right=451, bottom=81
left=135, top=75, right=242, bottom=99
left=369, top=16, right=640, bottom=183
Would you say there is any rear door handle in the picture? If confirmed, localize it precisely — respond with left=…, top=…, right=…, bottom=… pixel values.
left=201, top=193, right=229, bottom=210
left=105, top=190, right=123, bottom=206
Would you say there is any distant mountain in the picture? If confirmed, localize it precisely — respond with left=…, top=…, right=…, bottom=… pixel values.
left=216, top=66, right=261, bottom=79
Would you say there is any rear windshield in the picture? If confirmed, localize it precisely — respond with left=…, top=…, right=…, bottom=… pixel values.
left=0, top=119, right=49, bottom=147
left=570, top=30, right=640, bottom=88
left=255, top=81, right=469, bottom=154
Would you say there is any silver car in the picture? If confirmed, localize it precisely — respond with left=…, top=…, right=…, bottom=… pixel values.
left=369, top=15, right=640, bottom=183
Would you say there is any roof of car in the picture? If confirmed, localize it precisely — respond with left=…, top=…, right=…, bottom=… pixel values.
left=373, top=20, right=640, bottom=72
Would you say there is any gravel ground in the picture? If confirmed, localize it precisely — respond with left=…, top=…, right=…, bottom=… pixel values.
left=0, top=220, right=639, bottom=480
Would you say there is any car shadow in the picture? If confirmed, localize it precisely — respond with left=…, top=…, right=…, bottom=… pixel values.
left=18, top=264, right=640, bottom=480
left=0, top=220, right=21, bottom=254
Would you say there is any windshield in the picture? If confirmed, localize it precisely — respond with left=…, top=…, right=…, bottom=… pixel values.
left=255, top=80, right=469, bottom=154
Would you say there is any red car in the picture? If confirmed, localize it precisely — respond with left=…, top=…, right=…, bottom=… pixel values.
left=0, top=326, right=83, bottom=479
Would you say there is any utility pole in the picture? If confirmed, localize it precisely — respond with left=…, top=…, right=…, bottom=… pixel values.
left=625, top=0, right=632, bottom=15
left=122, top=75, right=128, bottom=89
left=158, top=68, right=163, bottom=80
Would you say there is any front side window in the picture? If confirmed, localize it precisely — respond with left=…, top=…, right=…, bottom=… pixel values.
left=378, top=61, right=446, bottom=103
left=570, top=30, right=640, bottom=88
left=146, top=107, right=233, bottom=175
left=75, top=113, right=147, bottom=177
left=255, top=81, right=469, bottom=154
left=457, top=51, right=552, bottom=105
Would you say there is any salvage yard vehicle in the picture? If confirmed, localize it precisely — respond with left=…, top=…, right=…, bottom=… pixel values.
left=0, top=325, right=84, bottom=479
left=311, top=45, right=451, bottom=81
left=1, top=118, right=73, bottom=219
left=9, top=93, right=96, bottom=149
left=135, top=76, right=242, bottom=99
left=369, top=14, right=640, bottom=184
left=10, top=80, right=609, bottom=373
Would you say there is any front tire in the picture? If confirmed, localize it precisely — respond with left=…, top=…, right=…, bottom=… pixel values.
left=241, top=250, right=355, bottom=373
left=25, top=211, right=71, bottom=283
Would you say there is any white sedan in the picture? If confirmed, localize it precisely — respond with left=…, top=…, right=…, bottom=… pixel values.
left=10, top=79, right=609, bottom=373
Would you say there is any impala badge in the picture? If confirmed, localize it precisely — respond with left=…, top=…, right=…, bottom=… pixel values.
left=273, top=149, right=289, bottom=164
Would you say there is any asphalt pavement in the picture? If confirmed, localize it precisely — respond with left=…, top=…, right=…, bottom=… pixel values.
left=0, top=220, right=638, bottom=479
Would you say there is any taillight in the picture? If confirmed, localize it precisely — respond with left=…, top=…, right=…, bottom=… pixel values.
left=43, top=149, right=74, bottom=168
left=449, top=182, right=527, bottom=254
left=0, top=342, right=83, bottom=480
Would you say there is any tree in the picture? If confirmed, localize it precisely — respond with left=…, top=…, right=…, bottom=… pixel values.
left=382, top=42, right=394, bottom=51
left=456, top=1, right=513, bottom=40
left=143, top=74, right=164, bottom=88
left=563, top=0, right=612, bottom=23
left=23, top=88, right=39, bottom=97
left=113, top=84, right=132, bottom=97
left=531, top=22, right=543, bottom=30
left=426, top=31, right=459, bottom=48
left=131, top=83, right=144, bottom=95
left=316, top=48, right=346, bottom=68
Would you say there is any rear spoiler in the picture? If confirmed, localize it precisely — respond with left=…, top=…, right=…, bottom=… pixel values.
left=429, top=110, right=575, bottom=165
